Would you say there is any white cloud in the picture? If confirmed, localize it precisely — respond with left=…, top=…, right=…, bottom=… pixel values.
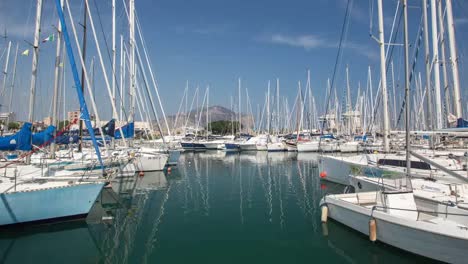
left=269, top=34, right=330, bottom=50
left=263, top=33, right=378, bottom=60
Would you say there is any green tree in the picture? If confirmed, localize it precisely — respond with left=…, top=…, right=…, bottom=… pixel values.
left=7, top=122, right=20, bottom=130
left=58, top=120, right=70, bottom=130
left=208, top=120, right=240, bottom=135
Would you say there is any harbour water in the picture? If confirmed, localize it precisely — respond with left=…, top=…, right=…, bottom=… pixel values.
left=0, top=152, right=437, bottom=263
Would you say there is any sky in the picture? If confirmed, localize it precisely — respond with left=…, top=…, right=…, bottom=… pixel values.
left=0, top=0, right=468, bottom=124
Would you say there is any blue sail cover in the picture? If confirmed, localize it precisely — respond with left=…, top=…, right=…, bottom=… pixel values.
left=115, top=122, right=134, bottom=139
left=0, top=123, right=32, bottom=151
left=354, top=135, right=367, bottom=142
left=94, top=119, right=116, bottom=137
left=32, top=125, right=56, bottom=146
left=54, top=119, right=115, bottom=145
left=55, top=130, right=80, bottom=144
left=320, top=134, right=336, bottom=139
left=457, top=118, right=468, bottom=128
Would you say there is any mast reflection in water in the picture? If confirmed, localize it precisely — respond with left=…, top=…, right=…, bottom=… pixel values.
left=0, top=152, right=436, bottom=263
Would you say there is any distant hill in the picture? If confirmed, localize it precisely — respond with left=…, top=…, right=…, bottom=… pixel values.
left=157, top=105, right=254, bottom=133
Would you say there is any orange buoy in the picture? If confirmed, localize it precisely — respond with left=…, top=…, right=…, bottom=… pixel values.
left=320, top=171, right=327, bottom=178
left=139, top=171, right=145, bottom=177
left=320, top=184, right=327, bottom=190
left=369, top=219, right=377, bottom=242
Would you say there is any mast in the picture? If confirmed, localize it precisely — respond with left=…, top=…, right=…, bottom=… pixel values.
left=50, top=0, right=64, bottom=157
left=377, top=0, right=390, bottom=152
left=445, top=0, right=463, bottom=119
left=437, top=0, right=450, bottom=124
left=62, top=51, right=66, bottom=123
left=403, top=0, right=412, bottom=180
left=28, top=2, right=42, bottom=123
left=391, top=61, right=397, bottom=126
left=267, top=81, right=270, bottom=137
left=422, top=0, right=434, bottom=143
left=238, top=78, right=241, bottom=135
left=27, top=0, right=43, bottom=164
left=206, top=85, right=209, bottom=139
left=230, top=96, right=234, bottom=136
left=54, top=0, right=105, bottom=172
left=345, top=65, right=351, bottom=135
left=296, top=81, right=303, bottom=142
left=1, top=41, right=12, bottom=104
left=307, top=70, right=312, bottom=131
left=368, top=67, right=374, bottom=130
left=79, top=0, right=87, bottom=152
left=276, top=78, right=279, bottom=135
left=129, top=0, right=135, bottom=124
left=6, top=44, right=19, bottom=126
left=430, top=0, right=443, bottom=130
left=119, top=34, right=124, bottom=121
left=112, top=0, right=116, bottom=119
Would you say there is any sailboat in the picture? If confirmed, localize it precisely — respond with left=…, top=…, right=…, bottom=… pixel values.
left=266, top=79, right=286, bottom=152
left=0, top=0, right=108, bottom=226
left=320, top=2, right=468, bottom=262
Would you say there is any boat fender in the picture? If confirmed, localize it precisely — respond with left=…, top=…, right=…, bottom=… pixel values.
left=369, top=219, right=377, bottom=242
left=320, top=171, right=327, bottom=178
left=321, top=206, right=328, bottom=223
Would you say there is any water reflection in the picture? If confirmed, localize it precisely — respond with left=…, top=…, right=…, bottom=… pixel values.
left=0, top=152, right=437, bottom=264
left=0, top=222, right=101, bottom=263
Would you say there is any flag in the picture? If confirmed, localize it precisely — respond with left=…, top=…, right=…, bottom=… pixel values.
left=42, top=33, right=55, bottom=43
left=21, top=49, right=29, bottom=56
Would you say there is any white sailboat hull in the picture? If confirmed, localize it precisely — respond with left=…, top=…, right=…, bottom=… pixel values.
left=319, top=155, right=354, bottom=185
left=320, top=142, right=339, bottom=152
left=256, top=143, right=268, bottom=151
left=322, top=194, right=468, bottom=263
left=339, top=142, right=360, bottom=153
left=239, top=143, right=257, bottom=151
left=297, top=141, right=319, bottom=152
left=267, top=142, right=286, bottom=152
left=203, top=142, right=222, bottom=150
left=0, top=182, right=104, bottom=226
left=134, top=153, right=168, bottom=171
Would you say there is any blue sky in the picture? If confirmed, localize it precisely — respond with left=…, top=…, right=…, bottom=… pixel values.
left=1, top=0, right=468, bottom=122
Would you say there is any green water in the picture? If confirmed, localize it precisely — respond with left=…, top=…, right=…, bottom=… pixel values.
left=0, top=152, right=437, bottom=263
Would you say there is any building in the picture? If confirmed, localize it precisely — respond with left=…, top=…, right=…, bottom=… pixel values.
left=32, top=121, right=46, bottom=132
left=134, top=121, right=151, bottom=131
left=43, top=116, right=53, bottom=126
left=319, top=114, right=337, bottom=132
left=67, top=110, right=80, bottom=123
left=0, top=112, right=15, bottom=124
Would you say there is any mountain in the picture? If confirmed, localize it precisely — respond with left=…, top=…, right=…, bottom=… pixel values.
left=158, top=105, right=254, bottom=133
